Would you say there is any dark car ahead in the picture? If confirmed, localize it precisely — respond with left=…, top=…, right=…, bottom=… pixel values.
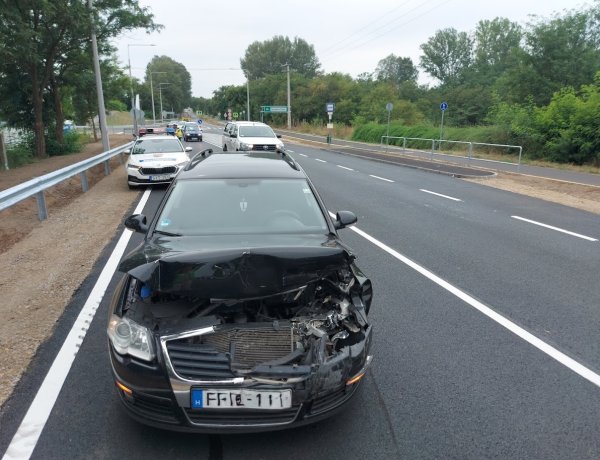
left=107, top=149, right=373, bottom=432
left=183, top=123, right=202, bottom=142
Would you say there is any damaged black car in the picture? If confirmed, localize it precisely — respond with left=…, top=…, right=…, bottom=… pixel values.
left=107, top=149, right=373, bottom=432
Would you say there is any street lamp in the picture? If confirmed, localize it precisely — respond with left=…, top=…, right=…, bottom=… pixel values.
left=150, top=71, right=166, bottom=126
left=282, top=63, right=291, bottom=129
left=127, top=43, right=155, bottom=135
left=158, top=83, right=171, bottom=123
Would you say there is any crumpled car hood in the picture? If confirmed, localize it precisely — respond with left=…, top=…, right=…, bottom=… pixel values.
left=119, top=234, right=354, bottom=299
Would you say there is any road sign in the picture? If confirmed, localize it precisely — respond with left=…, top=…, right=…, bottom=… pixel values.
left=197, top=119, right=203, bottom=124
left=261, top=105, right=288, bottom=113
left=386, top=102, right=393, bottom=112
left=440, top=102, right=448, bottom=111
left=326, top=102, right=335, bottom=112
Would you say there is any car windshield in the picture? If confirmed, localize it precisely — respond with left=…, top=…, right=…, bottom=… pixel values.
left=131, top=138, right=184, bottom=155
left=156, top=179, right=328, bottom=235
left=186, top=126, right=199, bottom=132
left=239, top=126, right=276, bottom=138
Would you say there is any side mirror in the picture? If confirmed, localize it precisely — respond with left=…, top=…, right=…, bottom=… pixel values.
left=185, top=147, right=193, bottom=152
left=124, top=214, right=148, bottom=234
left=230, top=133, right=237, bottom=138
left=276, top=134, right=282, bottom=139
left=334, top=210, right=357, bottom=230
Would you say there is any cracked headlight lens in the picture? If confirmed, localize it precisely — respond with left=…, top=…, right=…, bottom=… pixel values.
left=107, top=314, right=155, bottom=361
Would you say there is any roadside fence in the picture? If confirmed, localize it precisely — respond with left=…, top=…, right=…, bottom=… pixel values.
left=380, top=135, right=523, bottom=169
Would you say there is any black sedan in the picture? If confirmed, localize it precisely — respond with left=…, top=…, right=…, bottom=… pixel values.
left=183, top=123, right=203, bottom=142
left=107, top=150, right=373, bottom=432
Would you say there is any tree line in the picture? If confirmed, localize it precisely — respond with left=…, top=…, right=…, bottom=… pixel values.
left=204, top=4, right=600, bottom=165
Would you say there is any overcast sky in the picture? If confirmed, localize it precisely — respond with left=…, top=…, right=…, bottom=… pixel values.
left=113, top=0, right=588, bottom=98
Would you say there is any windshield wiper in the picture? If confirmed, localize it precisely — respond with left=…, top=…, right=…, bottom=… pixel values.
left=153, top=229, right=183, bottom=237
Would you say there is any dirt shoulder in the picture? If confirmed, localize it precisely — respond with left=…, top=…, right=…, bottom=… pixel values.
left=0, top=140, right=598, bottom=410
left=464, top=172, right=600, bottom=215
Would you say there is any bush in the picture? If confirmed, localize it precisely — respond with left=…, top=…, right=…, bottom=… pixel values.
left=45, top=131, right=83, bottom=156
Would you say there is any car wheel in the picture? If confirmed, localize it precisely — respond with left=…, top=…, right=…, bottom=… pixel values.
left=199, top=137, right=203, bottom=142
left=223, top=145, right=227, bottom=151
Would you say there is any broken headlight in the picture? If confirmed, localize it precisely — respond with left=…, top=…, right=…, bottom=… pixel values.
left=107, top=314, right=155, bottom=362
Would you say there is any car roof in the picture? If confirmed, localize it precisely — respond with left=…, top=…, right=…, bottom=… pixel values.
left=136, top=135, right=178, bottom=141
left=177, top=153, right=305, bottom=180
left=229, top=121, right=269, bottom=127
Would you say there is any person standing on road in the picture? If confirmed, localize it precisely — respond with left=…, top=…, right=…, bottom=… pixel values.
left=176, top=126, right=183, bottom=141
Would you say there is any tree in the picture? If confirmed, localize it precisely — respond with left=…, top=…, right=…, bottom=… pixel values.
left=473, top=18, right=522, bottom=78
left=0, top=0, right=159, bottom=158
left=374, top=54, right=418, bottom=85
left=240, top=36, right=320, bottom=79
left=419, top=28, right=473, bottom=86
left=145, top=56, right=192, bottom=116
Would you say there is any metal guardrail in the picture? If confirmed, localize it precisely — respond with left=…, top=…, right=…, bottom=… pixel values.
left=380, top=136, right=523, bottom=169
left=0, top=141, right=133, bottom=220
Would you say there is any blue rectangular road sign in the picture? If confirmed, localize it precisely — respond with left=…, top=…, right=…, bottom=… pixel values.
left=326, top=102, right=335, bottom=112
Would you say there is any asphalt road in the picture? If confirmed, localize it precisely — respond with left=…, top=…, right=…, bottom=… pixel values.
left=2, top=124, right=600, bottom=459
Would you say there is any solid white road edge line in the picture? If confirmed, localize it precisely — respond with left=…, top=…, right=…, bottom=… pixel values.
left=420, top=189, right=462, bottom=202
left=327, top=211, right=600, bottom=389
left=369, top=174, right=394, bottom=183
left=299, top=153, right=308, bottom=157
left=315, top=159, right=327, bottom=163
left=337, top=165, right=354, bottom=171
left=511, top=216, right=598, bottom=242
left=3, top=189, right=152, bottom=460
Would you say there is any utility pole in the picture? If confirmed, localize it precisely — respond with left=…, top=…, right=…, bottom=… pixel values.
left=88, top=0, right=109, bottom=151
left=282, top=63, right=291, bottom=129
left=159, top=83, right=171, bottom=123
left=127, top=43, right=155, bottom=135
left=246, top=77, right=250, bottom=121
left=150, top=71, right=166, bottom=127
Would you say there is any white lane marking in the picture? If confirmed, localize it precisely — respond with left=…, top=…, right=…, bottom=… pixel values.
left=337, top=165, right=355, bottom=171
left=420, top=189, right=462, bottom=202
left=3, top=190, right=152, bottom=460
left=286, top=149, right=295, bottom=153
left=299, top=153, right=308, bottom=157
left=315, top=159, right=327, bottom=163
left=369, top=174, right=394, bottom=183
left=328, top=211, right=600, bottom=389
left=511, top=216, right=598, bottom=242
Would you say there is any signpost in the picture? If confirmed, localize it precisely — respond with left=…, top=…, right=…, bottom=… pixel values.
left=440, top=102, right=448, bottom=141
left=385, top=102, right=393, bottom=152
left=326, top=102, right=335, bottom=144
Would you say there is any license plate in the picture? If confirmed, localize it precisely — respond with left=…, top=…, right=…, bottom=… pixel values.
left=191, top=388, right=292, bottom=410
left=149, top=174, right=170, bottom=181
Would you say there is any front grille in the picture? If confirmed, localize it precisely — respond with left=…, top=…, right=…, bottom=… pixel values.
left=119, top=389, right=179, bottom=424
left=252, top=144, right=277, bottom=151
left=139, top=166, right=176, bottom=175
left=202, top=324, right=293, bottom=368
left=166, top=342, right=234, bottom=381
left=185, top=405, right=300, bottom=426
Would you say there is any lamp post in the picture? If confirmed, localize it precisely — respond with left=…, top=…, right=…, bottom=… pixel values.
left=150, top=71, right=166, bottom=127
left=127, top=43, right=155, bottom=135
left=158, top=83, right=171, bottom=123
left=282, top=63, right=291, bottom=129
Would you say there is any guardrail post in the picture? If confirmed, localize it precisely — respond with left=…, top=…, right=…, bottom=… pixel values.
left=103, top=159, right=111, bottom=176
left=0, top=132, right=8, bottom=170
left=403, top=137, right=406, bottom=152
left=80, top=171, right=89, bottom=192
left=431, top=140, right=435, bottom=160
left=517, top=147, right=523, bottom=172
left=468, top=142, right=473, bottom=162
left=36, top=191, right=48, bottom=220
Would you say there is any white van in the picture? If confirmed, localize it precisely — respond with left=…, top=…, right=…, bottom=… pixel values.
left=222, top=121, right=284, bottom=152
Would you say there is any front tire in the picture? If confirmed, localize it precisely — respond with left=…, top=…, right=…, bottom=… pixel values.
left=223, top=145, right=227, bottom=151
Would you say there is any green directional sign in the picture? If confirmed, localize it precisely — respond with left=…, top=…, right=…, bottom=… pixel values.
left=261, top=105, right=288, bottom=113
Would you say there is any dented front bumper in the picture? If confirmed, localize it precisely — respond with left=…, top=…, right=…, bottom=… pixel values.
left=109, top=324, right=372, bottom=433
